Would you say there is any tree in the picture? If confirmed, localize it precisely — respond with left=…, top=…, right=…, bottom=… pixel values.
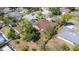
left=61, top=43, right=70, bottom=51
left=0, top=12, right=4, bottom=21
left=3, top=16, right=17, bottom=26
left=21, top=45, right=29, bottom=51
left=8, top=28, right=20, bottom=39
left=24, top=24, right=40, bottom=42
left=49, top=7, right=61, bottom=16
left=19, top=19, right=30, bottom=27
left=36, top=15, right=44, bottom=21
left=68, top=7, right=75, bottom=11
left=36, top=11, right=44, bottom=20
left=44, top=26, right=57, bottom=40
left=61, top=13, right=72, bottom=24
left=3, top=16, right=9, bottom=25
left=73, top=45, right=79, bottom=51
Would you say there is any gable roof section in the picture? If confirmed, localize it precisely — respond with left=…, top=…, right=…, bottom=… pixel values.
left=0, top=32, right=8, bottom=44
left=6, top=11, right=22, bottom=20
left=34, top=20, right=50, bottom=29
left=22, top=12, right=38, bottom=21
left=58, top=27, right=79, bottom=45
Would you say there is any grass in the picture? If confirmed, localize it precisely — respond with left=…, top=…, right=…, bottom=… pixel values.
left=0, top=26, right=10, bottom=37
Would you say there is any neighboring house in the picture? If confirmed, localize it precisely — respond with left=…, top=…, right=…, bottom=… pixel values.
left=0, top=32, right=8, bottom=44
left=60, top=7, right=70, bottom=14
left=16, top=7, right=24, bottom=12
left=0, top=7, right=5, bottom=11
left=51, top=16, right=62, bottom=24
left=42, top=7, right=50, bottom=21
left=33, top=19, right=51, bottom=30
left=6, top=11, right=22, bottom=21
left=2, top=8, right=12, bottom=14
left=58, top=21, right=79, bottom=45
left=0, top=32, right=15, bottom=51
left=75, top=7, right=79, bottom=11
left=22, top=12, right=38, bottom=23
left=71, top=11, right=79, bottom=17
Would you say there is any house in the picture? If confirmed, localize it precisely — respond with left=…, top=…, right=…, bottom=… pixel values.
left=60, top=7, right=70, bottom=14
left=51, top=16, right=62, bottom=24
left=33, top=19, right=51, bottom=30
left=58, top=20, right=79, bottom=45
left=75, top=7, right=79, bottom=11
left=0, top=32, right=8, bottom=44
left=0, top=32, right=15, bottom=51
left=0, top=7, right=5, bottom=11
left=16, top=7, right=24, bottom=12
left=6, top=11, right=22, bottom=21
left=22, top=12, right=38, bottom=23
left=2, top=8, right=12, bottom=14
left=42, top=7, right=50, bottom=21
left=71, top=11, right=79, bottom=17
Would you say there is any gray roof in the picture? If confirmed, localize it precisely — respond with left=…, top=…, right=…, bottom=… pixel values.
left=71, top=11, right=79, bottom=17
left=51, top=16, right=61, bottom=23
left=2, top=8, right=11, bottom=14
left=58, top=27, right=79, bottom=45
left=6, top=11, right=22, bottom=20
left=60, top=8, right=70, bottom=13
left=22, top=12, right=38, bottom=21
left=0, top=32, right=8, bottom=44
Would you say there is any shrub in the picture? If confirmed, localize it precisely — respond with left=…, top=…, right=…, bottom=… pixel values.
left=61, top=43, right=70, bottom=51
left=21, top=45, right=29, bottom=51
left=73, top=45, right=79, bottom=51
left=24, top=24, right=40, bottom=42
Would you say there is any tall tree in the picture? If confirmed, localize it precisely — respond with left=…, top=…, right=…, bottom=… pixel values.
left=24, top=24, right=40, bottom=42
left=49, top=7, right=61, bottom=16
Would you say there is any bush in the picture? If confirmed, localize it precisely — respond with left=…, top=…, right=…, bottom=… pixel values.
left=15, top=35, right=20, bottom=39
left=15, top=40, right=20, bottom=44
left=24, top=24, right=40, bottom=42
left=61, top=43, right=70, bottom=51
left=8, top=28, right=20, bottom=39
left=73, top=45, right=79, bottom=51
left=32, top=48, right=36, bottom=51
left=49, top=7, right=61, bottom=16
left=44, top=26, right=57, bottom=40
left=61, top=13, right=72, bottom=22
left=21, top=45, right=29, bottom=51
left=68, top=7, right=75, bottom=11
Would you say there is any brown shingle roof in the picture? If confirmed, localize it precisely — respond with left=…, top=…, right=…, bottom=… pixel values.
left=35, top=19, right=50, bottom=29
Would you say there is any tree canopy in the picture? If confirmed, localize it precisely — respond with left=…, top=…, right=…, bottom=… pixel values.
left=24, top=24, right=40, bottom=42
left=73, top=45, right=79, bottom=51
left=49, top=7, right=61, bottom=16
left=61, top=43, right=70, bottom=51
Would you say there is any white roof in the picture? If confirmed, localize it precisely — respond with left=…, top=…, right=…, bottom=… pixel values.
left=22, top=12, right=38, bottom=21
left=0, top=32, right=8, bottom=44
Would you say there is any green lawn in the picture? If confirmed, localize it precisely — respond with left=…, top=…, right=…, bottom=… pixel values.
left=0, top=26, right=10, bottom=37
